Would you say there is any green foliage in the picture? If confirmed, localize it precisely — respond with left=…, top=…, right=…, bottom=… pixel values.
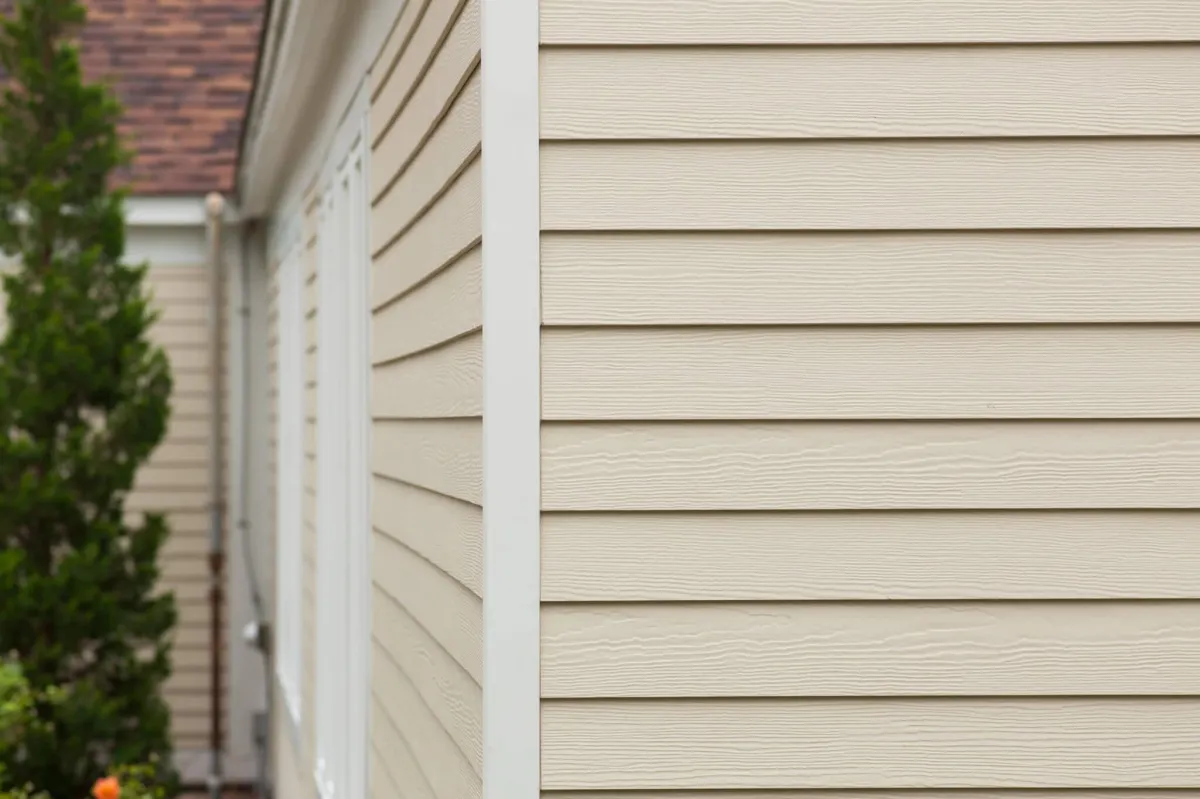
left=109, top=763, right=169, bottom=799
left=0, top=1, right=178, bottom=796
left=0, top=661, right=54, bottom=799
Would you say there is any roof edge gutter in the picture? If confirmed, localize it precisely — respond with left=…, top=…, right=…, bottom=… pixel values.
left=237, top=0, right=342, bottom=217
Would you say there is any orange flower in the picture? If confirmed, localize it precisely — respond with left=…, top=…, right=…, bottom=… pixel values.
left=92, top=776, right=121, bottom=799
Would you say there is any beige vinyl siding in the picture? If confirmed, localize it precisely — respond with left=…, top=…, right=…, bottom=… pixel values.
left=76, top=265, right=224, bottom=752
left=369, top=0, right=482, bottom=797
left=540, top=0, right=1200, bottom=44
left=539, top=2, right=1200, bottom=795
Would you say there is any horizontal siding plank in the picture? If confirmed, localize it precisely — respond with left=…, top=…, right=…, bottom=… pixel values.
left=541, top=140, right=1200, bottom=230
left=373, top=646, right=481, bottom=799
left=370, top=748, right=403, bottom=799
left=542, top=421, right=1200, bottom=511
left=542, top=601, right=1200, bottom=697
left=372, top=0, right=480, bottom=204
left=373, top=156, right=481, bottom=309
left=373, top=477, right=482, bottom=595
left=547, top=787, right=1200, bottom=791
left=374, top=587, right=482, bottom=772
left=370, top=0, right=430, bottom=98
left=542, top=510, right=1200, bottom=601
left=373, top=531, right=483, bottom=681
left=543, top=326, right=1200, bottom=419
left=540, top=0, right=1200, bottom=44
left=150, top=324, right=210, bottom=348
left=541, top=698, right=1200, bottom=790
left=541, top=231, right=1200, bottom=325
left=371, top=0, right=467, bottom=147
left=373, top=418, right=481, bottom=504
left=370, top=693, right=443, bottom=799
left=372, top=246, right=481, bottom=363
left=373, top=71, right=480, bottom=253
left=154, top=302, right=207, bottom=325
left=165, top=670, right=211, bottom=694
left=134, top=470, right=211, bottom=493
left=542, top=46, right=1200, bottom=139
left=126, top=489, right=208, bottom=513
left=372, top=332, right=483, bottom=419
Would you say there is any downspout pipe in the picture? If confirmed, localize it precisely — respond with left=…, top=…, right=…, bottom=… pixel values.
left=205, top=192, right=228, bottom=799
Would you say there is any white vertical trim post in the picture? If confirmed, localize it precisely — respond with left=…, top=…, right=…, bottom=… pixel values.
left=482, top=0, right=540, bottom=797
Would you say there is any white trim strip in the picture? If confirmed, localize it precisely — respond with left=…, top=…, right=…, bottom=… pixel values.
left=482, top=0, right=540, bottom=797
left=10, top=196, right=238, bottom=229
left=126, top=196, right=241, bottom=227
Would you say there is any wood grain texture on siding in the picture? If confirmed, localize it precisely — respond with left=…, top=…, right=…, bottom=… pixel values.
left=370, top=0, right=431, bottom=98
left=542, top=510, right=1200, bottom=601
left=373, top=246, right=481, bottom=364
left=372, top=156, right=481, bottom=309
left=370, top=748, right=403, bottom=799
left=371, top=696, right=441, bottom=799
left=372, top=0, right=480, bottom=204
left=373, top=477, right=482, bottom=596
left=374, top=587, right=483, bottom=771
left=541, top=140, right=1200, bottom=230
left=540, top=0, right=1200, bottom=44
left=542, top=326, right=1200, bottom=420
left=541, top=699, right=1200, bottom=790
left=373, top=646, right=482, bottom=799
left=371, top=0, right=467, bottom=147
left=373, top=418, right=481, bottom=504
left=542, top=46, right=1200, bottom=139
left=373, top=71, right=480, bottom=254
left=542, top=601, right=1200, bottom=698
left=542, top=421, right=1200, bottom=511
left=373, top=532, right=483, bottom=681
left=372, top=332, right=482, bottom=419
left=541, top=231, right=1200, bottom=325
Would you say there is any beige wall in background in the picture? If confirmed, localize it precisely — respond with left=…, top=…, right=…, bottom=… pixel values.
left=368, top=0, right=483, bottom=797
left=137, top=264, right=228, bottom=757
left=538, top=0, right=1200, bottom=794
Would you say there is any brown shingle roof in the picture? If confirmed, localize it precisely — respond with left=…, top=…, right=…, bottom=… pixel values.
left=1, top=0, right=265, bottom=195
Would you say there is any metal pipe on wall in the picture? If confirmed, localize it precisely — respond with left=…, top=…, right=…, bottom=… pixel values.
left=204, top=192, right=228, bottom=799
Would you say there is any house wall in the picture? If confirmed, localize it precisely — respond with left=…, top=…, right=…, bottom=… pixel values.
left=368, top=0, right=483, bottom=798
left=538, top=1, right=1200, bottom=795
left=139, top=259, right=226, bottom=757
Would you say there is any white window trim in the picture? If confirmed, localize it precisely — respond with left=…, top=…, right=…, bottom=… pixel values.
left=482, top=1, right=541, bottom=798
left=274, top=233, right=305, bottom=728
left=313, top=96, right=371, bottom=799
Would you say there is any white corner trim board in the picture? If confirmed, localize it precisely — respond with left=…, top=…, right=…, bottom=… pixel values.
left=482, top=0, right=540, bottom=798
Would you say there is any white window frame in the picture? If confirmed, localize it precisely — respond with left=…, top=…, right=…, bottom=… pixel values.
left=313, top=109, right=371, bottom=799
left=274, top=232, right=305, bottom=727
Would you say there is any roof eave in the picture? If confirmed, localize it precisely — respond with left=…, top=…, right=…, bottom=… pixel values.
left=236, top=0, right=344, bottom=217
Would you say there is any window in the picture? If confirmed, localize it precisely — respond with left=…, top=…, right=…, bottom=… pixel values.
left=313, top=118, right=371, bottom=799
left=274, top=234, right=304, bottom=726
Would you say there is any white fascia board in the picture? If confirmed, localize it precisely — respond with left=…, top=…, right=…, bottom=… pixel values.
left=126, top=195, right=240, bottom=227
left=238, top=0, right=402, bottom=218
left=266, top=0, right=402, bottom=221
